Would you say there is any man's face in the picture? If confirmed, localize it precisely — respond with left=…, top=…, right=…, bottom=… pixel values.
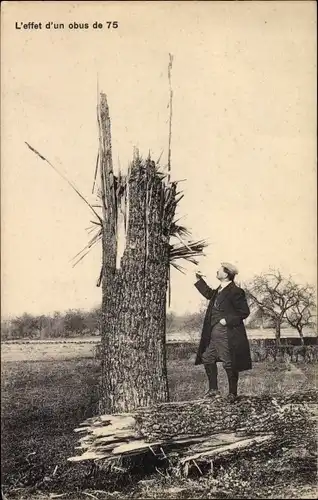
left=216, top=266, right=227, bottom=280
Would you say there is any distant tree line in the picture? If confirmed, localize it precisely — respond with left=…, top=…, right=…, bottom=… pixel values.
left=1, top=308, right=102, bottom=340
left=1, top=270, right=316, bottom=343
left=1, top=308, right=206, bottom=341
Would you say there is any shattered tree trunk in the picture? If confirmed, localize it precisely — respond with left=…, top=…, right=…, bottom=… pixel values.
left=69, top=390, right=318, bottom=468
left=98, top=93, right=176, bottom=414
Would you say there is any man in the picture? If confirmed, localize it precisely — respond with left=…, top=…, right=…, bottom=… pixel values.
left=194, top=263, right=252, bottom=402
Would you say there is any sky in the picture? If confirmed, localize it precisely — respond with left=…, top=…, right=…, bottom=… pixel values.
left=1, top=1, right=317, bottom=318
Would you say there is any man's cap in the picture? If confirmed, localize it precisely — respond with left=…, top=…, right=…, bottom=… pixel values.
left=221, top=262, right=239, bottom=275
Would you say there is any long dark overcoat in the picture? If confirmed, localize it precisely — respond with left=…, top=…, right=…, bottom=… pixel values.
left=195, top=278, right=252, bottom=372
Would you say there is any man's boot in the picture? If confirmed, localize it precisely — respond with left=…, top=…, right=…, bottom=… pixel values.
left=204, top=364, right=220, bottom=398
left=225, top=369, right=239, bottom=402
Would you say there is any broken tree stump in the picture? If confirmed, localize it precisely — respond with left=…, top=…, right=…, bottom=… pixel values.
left=96, top=93, right=206, bottom=414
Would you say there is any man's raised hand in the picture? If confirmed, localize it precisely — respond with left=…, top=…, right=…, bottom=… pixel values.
left=195, top=271, right=204, bottom=281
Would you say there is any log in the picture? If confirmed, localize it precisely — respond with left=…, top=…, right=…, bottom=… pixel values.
left=68, top=390, right=317, bottom=469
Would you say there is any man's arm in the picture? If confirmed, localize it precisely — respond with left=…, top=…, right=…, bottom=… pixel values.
left=224, top=288, right=250, bottom=327
left=194, top=277, right=215, bottom=300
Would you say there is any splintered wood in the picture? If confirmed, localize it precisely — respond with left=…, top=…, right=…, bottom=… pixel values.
left=69, top=390, right=318, bottom=473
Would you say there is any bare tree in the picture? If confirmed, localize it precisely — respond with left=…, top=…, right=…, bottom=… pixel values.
left=285, top=285, right=316, bottom=344
left=246, top=270, right=302, bottom=346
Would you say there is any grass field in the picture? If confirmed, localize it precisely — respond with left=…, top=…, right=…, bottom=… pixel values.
left=1, top=327, right=316, bottom=363
left=1, top=342, right=317, bottom=499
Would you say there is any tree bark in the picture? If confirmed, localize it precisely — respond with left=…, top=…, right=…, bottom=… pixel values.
left=98, top=94, right=176, bottom=414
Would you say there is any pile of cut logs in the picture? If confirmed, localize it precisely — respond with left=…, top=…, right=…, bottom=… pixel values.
left=69, top=390, right=317, bottom=475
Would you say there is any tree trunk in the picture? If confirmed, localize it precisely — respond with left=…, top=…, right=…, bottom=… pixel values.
left=98, top=94, right=176, bottom=414
left=297, top=327, right=305, bottom=345
left=275, top=321, right=281, bottom=348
